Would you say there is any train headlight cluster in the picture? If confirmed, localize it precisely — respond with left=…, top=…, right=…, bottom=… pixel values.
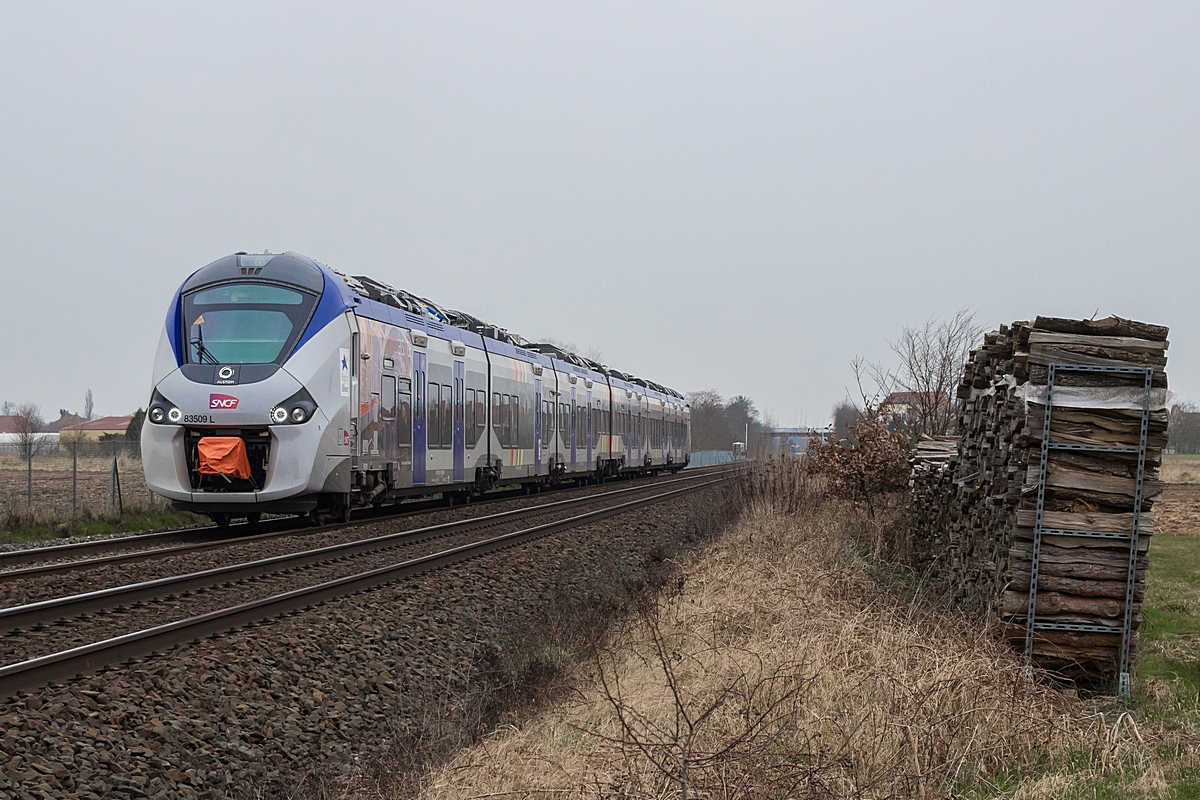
left=148, top=391, right=182, bottom=425
left=270, top=388, right=317, bottom=425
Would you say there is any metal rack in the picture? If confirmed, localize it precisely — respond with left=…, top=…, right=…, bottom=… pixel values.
left=1025, top=363, right=1154, bottom=697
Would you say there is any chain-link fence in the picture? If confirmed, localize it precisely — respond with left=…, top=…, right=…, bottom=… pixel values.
left=0, top=440, right=152, bottom=520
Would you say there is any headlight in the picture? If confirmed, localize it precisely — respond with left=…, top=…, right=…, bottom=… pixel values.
left=272, top=388, right=318, bottom=424
left=148, top=390, right=181, bottom=425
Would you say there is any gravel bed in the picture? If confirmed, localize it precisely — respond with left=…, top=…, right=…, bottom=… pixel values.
left=0, top=521, right=212, bottom=556
left=0, top=488, right=668, bottom=666
left=0, top=485, right=731, bottom=799
left=0, top=476, right=677, bottom=610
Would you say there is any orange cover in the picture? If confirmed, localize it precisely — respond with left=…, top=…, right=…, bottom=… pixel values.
left=197, top=437, right=252, bottom=479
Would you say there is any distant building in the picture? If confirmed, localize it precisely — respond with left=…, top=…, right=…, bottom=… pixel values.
left=881, top=391, right=951, bottom=419
left=60, top=415, right=135, bottom=442
left=44, top=413, right=87, bottom=433
left=762, top=426, right=834, bottom=458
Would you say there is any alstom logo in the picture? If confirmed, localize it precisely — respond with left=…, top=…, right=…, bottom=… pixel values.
left=209, top=394, right=240, bottom=410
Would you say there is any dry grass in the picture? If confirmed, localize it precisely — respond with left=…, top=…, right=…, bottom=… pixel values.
left=415, top=466, right=1200, bottom=799
left=1162, top=457, right=1200, bottom=485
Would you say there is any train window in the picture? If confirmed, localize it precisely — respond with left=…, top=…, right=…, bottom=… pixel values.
left=543, top=400, right=553, bottom=438
left=399, top=384, right=412, bottom=446
left=492, top=393, right=501, bottom=444
left=428, top=384, right=441, bottom=449
left=183, top=283, right=317, bottom=365
left=475, top=390, right=485, bottom=446
left=513, top=396, right=521, bottom=448
left=465, top=390, right=476, bottom=449
left=382, top=376, right=396, bottom=416
left=441, top=384, right=453, bottom=448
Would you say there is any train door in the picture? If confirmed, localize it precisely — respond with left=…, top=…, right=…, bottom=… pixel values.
left=534, top=378, right=542, bottom=476
left=585, top=388, right=592, bottom=470
left=453, top=361, right=465, bottom=482
left=569, top=385, right=577, bottom=472
left=413, top=352, right=427, bottom=484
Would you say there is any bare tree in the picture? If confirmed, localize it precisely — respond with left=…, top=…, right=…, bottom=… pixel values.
left=874, top=308, right=981, bottom=437
left=1169, top=401, right=1200, bottom=455
left=1, top=401, right=13, bottom=415
left=12, top=403, right=47, bottom=458
left=83, top=389, right=95, bottom=421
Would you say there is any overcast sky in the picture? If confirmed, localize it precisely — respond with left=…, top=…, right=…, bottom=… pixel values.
left=1, top=3, right=1197, bottom=426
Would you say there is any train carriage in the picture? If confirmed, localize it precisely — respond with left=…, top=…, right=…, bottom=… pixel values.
left=143, top=252, right=690, bottom=526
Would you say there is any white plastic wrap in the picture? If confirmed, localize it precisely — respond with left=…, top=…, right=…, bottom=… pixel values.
left=1017, top=384, right=1168, bottom=412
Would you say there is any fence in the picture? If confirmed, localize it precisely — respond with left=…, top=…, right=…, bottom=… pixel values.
left=688, top=450, right=736, bottom=467
left=0, top=441, right=151, bottom=521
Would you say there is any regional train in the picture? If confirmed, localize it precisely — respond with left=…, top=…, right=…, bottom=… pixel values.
left=142, top=252, right=691, bottom=526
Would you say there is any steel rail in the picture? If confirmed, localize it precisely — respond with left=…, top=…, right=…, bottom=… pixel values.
left=0, top=466, right=728, bottom=582
left=0, top=469, right=732, bottom=633
left=0, top=475, right=729, bottom=699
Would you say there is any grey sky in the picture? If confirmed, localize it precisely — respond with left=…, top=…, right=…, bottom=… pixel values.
left=1, top=3, right=1197, bottom=426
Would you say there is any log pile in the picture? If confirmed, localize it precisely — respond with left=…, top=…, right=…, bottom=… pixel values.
left=909, top=316, right=1169, bottom=681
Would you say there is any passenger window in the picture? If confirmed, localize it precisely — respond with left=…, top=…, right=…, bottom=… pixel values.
left=399, top=384, right=412, bottom=446
left=441, top=384, right=452, bottom=447
left=512, top=395, right=520, bottom=448
left=382, top=376, right=396, bottom=416
left=428, top=384, right=441, bottom=449
left=475, top=390, right=484, bottom=445
left=464, top=391, right=473, bottom=446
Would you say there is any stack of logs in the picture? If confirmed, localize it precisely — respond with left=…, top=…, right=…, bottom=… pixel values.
left=909, top=316, right=1169, bottom=681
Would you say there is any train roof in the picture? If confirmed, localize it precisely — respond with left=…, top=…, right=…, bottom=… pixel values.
left=178, top=252, right=686, bottom=403
left=322, top=260, right=685, bottom=401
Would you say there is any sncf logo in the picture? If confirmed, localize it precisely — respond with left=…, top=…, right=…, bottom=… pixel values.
left=209, top=394, right=240, bottom=410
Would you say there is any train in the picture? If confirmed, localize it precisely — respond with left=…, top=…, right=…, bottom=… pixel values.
left=142, top=251, right=691, bottom=526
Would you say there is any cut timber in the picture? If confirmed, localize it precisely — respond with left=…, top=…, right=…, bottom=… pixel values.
left=1030, top=316, right=1169, bottom=341
left=1014, top=509, right=1154, bottom=535
left=1000, top=590, right=1138, bottom=619
left=1022, top=463, right=1164, bottom=500
left=908, top=314, right=1167, bottom=683
left=1026, top=331, right=1168, bottom=352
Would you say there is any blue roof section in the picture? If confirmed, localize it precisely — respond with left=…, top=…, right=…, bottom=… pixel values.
left=290, top=267, right=355, bottom=356
left=165, top=288, right=184, bottom=367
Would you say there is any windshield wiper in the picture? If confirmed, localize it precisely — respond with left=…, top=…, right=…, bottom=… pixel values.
left=190, top=327, right=220, bottom=365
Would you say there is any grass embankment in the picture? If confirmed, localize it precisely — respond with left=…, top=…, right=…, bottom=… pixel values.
left=0, top=502, right=204, bottom=545
left=416, top=473, right=1200, bottom=799
left=1162, top=455, right=1200, bottom=484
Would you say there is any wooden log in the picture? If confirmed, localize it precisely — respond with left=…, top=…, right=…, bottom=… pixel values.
left=1026, top=331, right=1168, bottom=352
left=1015, top=509, right=1154, bottom=534
left=1030, top=315, right=1169, bottom=342
left=1008, top=570, right=1143, bottom=600
left=1000, top=589, right=1138, bottom=619
left=1023, top=463, right=1165, bottom=499
left=1026, top=344, right=1167, bottom=370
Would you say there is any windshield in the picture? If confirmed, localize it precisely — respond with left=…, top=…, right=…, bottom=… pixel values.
left=182, top=282, right=319, bottom=365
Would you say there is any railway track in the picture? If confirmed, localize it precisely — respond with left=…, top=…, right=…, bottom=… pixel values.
left=0, top=466, right=727, bottom=581
left=0, top=468, right=734, bottom=698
